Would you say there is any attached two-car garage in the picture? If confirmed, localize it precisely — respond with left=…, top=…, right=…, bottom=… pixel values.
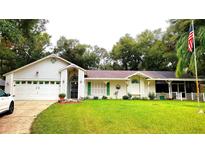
left=14, top=80, right=60, bottom=100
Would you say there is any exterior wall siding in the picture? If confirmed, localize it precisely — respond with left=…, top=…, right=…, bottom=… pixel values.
left=78, top=69, right=85, bottom=99
left=110, top=80, right=127, bottom=99
left=14, top=57, right=68, bottom=81
left=84, top=76, right=156, bottom=99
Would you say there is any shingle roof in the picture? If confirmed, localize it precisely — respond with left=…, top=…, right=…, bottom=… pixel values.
left=0, top=79, right=5, bottom=86
left=85, top=70, right=193, bottom=79
left=140, top=71, right=176, bottom=79
left=86, top=70, right=136, bottom=78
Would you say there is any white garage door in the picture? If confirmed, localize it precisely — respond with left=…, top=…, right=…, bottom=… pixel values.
left=14, top=80, right=60, bottom=100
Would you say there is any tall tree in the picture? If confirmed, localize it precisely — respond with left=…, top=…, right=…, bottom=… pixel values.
left=174, top=19, right=205, bottom=77
left=54, top=36, right=107, bottom=69
left=139, top=29, right=177, bottom=71
left=111, top=30, right=177, bottom=71
left=111, top=34, right=142, bottom=70
left=0, top=19, right=50, bottom=77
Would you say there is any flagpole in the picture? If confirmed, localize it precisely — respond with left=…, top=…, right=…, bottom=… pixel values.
left=192, top=20, right=202, bottom=113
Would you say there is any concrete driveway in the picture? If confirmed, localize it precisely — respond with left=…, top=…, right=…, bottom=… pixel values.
left=0, top=100, right=55, bottom=134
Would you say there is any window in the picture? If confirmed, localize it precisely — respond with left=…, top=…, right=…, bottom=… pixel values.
left=33, top=81, right=38, bottom=84
left=131, top=79, right=139, bottom=84
left=56, top=81, right=60, bottom=84
left=15, top=81, right=20, bottom=84
left=50, top=81, right=55, bottom=84
left=0, top=89, right=6, bottom=97
left=45, top=81, right=49, bottom=84
left=21, top=81, right=26, bottom=84
left=91, top=82, right=106, bottom=96
left=39, top=81, right=44, bottom=84
left=27, top=81, right=32, bottom=84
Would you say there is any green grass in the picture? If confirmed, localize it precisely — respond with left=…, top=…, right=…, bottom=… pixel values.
left=31, top=100, right=205, bottom=134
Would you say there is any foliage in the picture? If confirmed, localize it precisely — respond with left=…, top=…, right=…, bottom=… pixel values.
left=58, top=93, right=66, bottom=98
left=84, top=96, right=90, bottom=100
left=132, top=97, right=140, bottom=100
left=148, top=92, right=156, bottom=100
left=93, top=96, right=99, bottom=100
left=122, top=95, right=129, bottom=100
left=128, top=93, right=132, bottom=99
left=141, top=97, right=148, bottom=100
left=31, top=100, right=205, bottom=134
left=110, top=30, right=178, bottom=71
left=175, top=19, right=205, bottom=77
left=53, top=37, right=109, bottom=69
left=102, top=96, right=108, bottom=99
left=0, top=19, right=50, bottom=77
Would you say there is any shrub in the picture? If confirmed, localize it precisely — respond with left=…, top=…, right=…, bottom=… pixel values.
left=122, top=95, right=129, bottom=100
left=132, top=97, right=140, bottom=100
left=93, top=96, right=98, bottom=100
left=84, top=96, right=90, bottom=100
left=59, top=93, right=66, bottom=98
left=102, top=96, right=108, bottom=99
left=141, top=97, right=148, bottom=100
left=148, top=92, right=156, bottom=100
left=128, top=93, right=132, bottom=99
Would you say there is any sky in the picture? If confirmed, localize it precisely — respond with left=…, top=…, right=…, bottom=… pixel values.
left=46, top=18, right=169, bottom=51
left=2, top=0, right=203, bottom=52
left=45, top=0, right=170, bottom=51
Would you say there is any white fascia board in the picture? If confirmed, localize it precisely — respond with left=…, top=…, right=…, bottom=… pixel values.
left=59, top=64, right=86, bottom=72
left=147, top=78, right=205, bottom=81
left=85, top=78, right=129, bottom=81
left=127, top=71, right=152, bottom=79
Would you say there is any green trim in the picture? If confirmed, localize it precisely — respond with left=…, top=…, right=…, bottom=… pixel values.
left=107, top=82, right=110, bottom=96
left=88, top=82, right=91, bottom=96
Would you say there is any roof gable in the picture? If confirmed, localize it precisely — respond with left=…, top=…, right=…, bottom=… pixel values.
left=3, top=54, right=73, bottom=76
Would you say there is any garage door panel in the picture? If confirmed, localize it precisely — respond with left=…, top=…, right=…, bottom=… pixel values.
left=15, top=84, right=37, bottom=100
left=14, top=81, right=60, bottom=100
left=37, top=84, right=59, bottom=100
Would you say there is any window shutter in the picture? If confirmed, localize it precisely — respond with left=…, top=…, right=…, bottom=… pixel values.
left=106, top=82, right=110, bottom=96
left=88, top=82, right=91, bottom=96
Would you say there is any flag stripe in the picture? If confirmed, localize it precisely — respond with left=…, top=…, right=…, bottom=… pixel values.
left=188, top=25, right=194, bottom=52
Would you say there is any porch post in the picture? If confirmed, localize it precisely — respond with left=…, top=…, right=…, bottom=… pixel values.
left=60, top=69, right=68, bottom=98
left=167, top=81, right=172, bottom=99
left=78, top=69, right=85, bottom=99
left=184, top=81, right=187, bottom=99
left=191, top=92, right=194, bottom=100
left=148, top=80, right=150, bottom=94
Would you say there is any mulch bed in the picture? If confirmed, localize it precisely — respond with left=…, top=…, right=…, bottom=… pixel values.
left=57, top=100, right=81, bottom=104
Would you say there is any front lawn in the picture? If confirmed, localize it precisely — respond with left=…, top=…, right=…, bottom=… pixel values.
left=31, top=100, right=205, bottom=134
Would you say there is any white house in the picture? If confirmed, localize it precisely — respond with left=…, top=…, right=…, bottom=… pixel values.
left=3, top=54, right=205, bottom=101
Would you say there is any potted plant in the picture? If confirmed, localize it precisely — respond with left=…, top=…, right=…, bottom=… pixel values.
left=59, top=93, right=66, bottom=102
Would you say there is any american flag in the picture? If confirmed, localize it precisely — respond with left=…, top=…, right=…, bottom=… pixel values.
left=188, top=25, right=194, bottom=52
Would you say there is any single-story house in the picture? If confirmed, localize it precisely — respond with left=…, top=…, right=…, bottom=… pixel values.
left=3, top=54, right=205, bottom=101
left=0, top=79, right=5, bottom=90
